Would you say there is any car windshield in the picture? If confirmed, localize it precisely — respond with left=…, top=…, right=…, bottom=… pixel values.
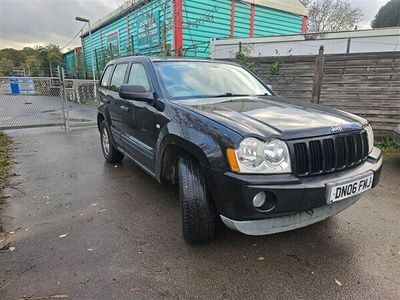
left=154, top=61, right=271, bottom=100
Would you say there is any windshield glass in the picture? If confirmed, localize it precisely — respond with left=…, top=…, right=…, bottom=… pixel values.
left=154, top=61, right=271, bottom=100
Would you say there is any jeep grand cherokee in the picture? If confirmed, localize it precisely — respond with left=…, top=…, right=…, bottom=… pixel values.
left=97, top=56, right=382, bottom=244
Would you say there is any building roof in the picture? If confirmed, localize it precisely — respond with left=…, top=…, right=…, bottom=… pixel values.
left=63, top=46, right=82, bottom=56
left=81, top=0, right=145, bottom=37
left=243, top=0, right=308, bottom=16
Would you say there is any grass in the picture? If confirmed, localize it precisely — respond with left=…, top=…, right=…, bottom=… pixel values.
left=0, top=132, right=12, bottom=188
left=375, top=137, right=399, bottom=154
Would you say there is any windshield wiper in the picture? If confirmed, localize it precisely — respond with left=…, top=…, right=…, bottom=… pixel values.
left=198, top=93, right=264, bottom=99
left=214, top=93, right=249, bottom=98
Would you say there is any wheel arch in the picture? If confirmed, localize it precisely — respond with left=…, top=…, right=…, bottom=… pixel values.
left=97, top=105, right=111, bottom=132
left=155, top=134, right=211, bottom=183
left=97, top=113, right=105, bottom=131
left=97, top=109, right=118, bottom=147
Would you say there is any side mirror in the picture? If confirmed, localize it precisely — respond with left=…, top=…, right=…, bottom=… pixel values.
left=119, top=84, right=154, bottom=102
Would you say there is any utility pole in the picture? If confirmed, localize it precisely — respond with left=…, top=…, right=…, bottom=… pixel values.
left=88, top=20, right=96, bottom=81
left=75, top=16, right=96, bottom=81
left=76, top=16, right=97, bottom=98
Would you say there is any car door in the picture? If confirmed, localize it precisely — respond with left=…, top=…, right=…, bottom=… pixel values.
left=121, top=62, right=158, bottom=172
left=98, top=65, right=123, bottom=144
left=107, top=63, right=129, bottom=145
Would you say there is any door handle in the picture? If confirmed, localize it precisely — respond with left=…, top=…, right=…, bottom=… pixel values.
left=120, top=105, right=130, bottom=111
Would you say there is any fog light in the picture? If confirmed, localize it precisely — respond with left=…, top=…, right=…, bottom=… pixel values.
left=253, top=192, right=266, bottom=208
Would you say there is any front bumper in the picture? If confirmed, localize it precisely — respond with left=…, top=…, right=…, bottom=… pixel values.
left=221, top=195, right=361, bottom=235
left=204, top=147, right=382, bottom=234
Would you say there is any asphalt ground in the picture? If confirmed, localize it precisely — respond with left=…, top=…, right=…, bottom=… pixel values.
left=0, top=127, right=399, bottom=299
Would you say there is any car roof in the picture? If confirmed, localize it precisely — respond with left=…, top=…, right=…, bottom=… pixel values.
left=106, top=55, right=239, bottom=66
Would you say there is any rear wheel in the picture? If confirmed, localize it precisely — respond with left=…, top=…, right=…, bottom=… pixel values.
left=100, top=121, right=124, bottom=163
left=178, top=156, right=216, bottom=244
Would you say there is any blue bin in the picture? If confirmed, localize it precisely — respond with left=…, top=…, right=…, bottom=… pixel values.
left=9, top=77, right=20, bottom=95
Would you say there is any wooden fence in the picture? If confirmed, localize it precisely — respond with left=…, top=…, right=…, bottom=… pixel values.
left=250, top=51, right=400, bottom=137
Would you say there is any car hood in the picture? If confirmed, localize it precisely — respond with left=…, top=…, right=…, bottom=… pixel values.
left=174, top=96, right=367, bottom=140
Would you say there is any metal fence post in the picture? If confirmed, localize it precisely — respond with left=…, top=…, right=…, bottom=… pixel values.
left=58, top=65, right=66, bottom=130
left=64, top=68, right=71, bottom=131
left=59, top=66, right=70, bottom=131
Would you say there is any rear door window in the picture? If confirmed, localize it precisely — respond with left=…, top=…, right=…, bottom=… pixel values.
left=110, top=63, right=128, bottom=92
left=100, top=65, right=113, bottom=89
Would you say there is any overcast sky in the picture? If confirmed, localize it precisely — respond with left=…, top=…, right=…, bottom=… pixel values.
left=0, top=0, right=391, bottom=51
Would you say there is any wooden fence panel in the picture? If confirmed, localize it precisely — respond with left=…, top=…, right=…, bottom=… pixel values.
left=250, top=52, right=400, bottom=137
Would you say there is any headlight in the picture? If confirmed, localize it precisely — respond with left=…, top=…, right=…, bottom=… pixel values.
left=365, top=124, right=374, bottom=154
left=229, top=138, right=291, bottom=174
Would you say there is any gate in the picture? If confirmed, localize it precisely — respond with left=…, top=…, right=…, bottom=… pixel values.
left=0, top=69, right=98, bottom=131
left=0, top=76, right=66, bottom=130
left=63, top=78, right=98, bottom=128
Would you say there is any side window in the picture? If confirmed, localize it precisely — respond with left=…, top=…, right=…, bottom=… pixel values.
left=128, top=63, right=150, bottom=91
left=100, top=65, right=113, bottom=89
left=110, top=63, right=128, bottom=92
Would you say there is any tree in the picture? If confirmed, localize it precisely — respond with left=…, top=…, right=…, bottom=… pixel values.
left=21, top=47, right=37, bottom=57
left=0, top=58, right=14, bottom=76
left=304, top=0, right=364, bottom=32
left=45, top=44, right=63, bottom=66
left=0, top=44, right=63, bottom=77
left=371, top=0, right=400, bottom=28
left=0, top=48, right=26, bottom=67
left=45, top=44, right=63, bottom=76
left=30, top=45, right=62, bottom=77
left=22, top=55, right=41, bottom=76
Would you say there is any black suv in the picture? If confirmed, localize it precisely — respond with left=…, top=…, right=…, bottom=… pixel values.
left=97, top=56, right=382, bottom=244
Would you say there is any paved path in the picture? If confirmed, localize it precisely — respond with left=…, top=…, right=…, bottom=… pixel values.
left=0, top=127, right=399, bottom=299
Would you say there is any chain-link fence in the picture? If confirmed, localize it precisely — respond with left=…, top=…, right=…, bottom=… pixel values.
left=63, top=79, right=98, bottom=128
left=0, top=77, right=66, bottom=130
left=0, top=75, right=99, bottom=130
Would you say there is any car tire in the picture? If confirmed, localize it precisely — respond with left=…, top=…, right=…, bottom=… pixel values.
left=100, top=120, right=124, bottom=164
left=178, top=156, right=216, bottom=244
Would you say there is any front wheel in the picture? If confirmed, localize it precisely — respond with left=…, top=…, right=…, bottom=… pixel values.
left=100, top=121, right=124, bottom=163
left=178, top=156, right=216, bottom=244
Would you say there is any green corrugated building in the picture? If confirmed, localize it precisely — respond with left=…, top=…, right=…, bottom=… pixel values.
left=66, top=0, right=308, bottom=78
left=63, top=47, right=84, bottom=78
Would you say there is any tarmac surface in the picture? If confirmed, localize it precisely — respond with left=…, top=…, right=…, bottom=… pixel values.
left=0, top=127, right=399, bottom=299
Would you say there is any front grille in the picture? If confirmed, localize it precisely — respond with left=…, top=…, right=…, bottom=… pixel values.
left=290, top=131, right=369, bottom=177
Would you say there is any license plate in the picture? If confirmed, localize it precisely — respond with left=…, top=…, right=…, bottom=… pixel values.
left=326, top=172, right=374, bottom=203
